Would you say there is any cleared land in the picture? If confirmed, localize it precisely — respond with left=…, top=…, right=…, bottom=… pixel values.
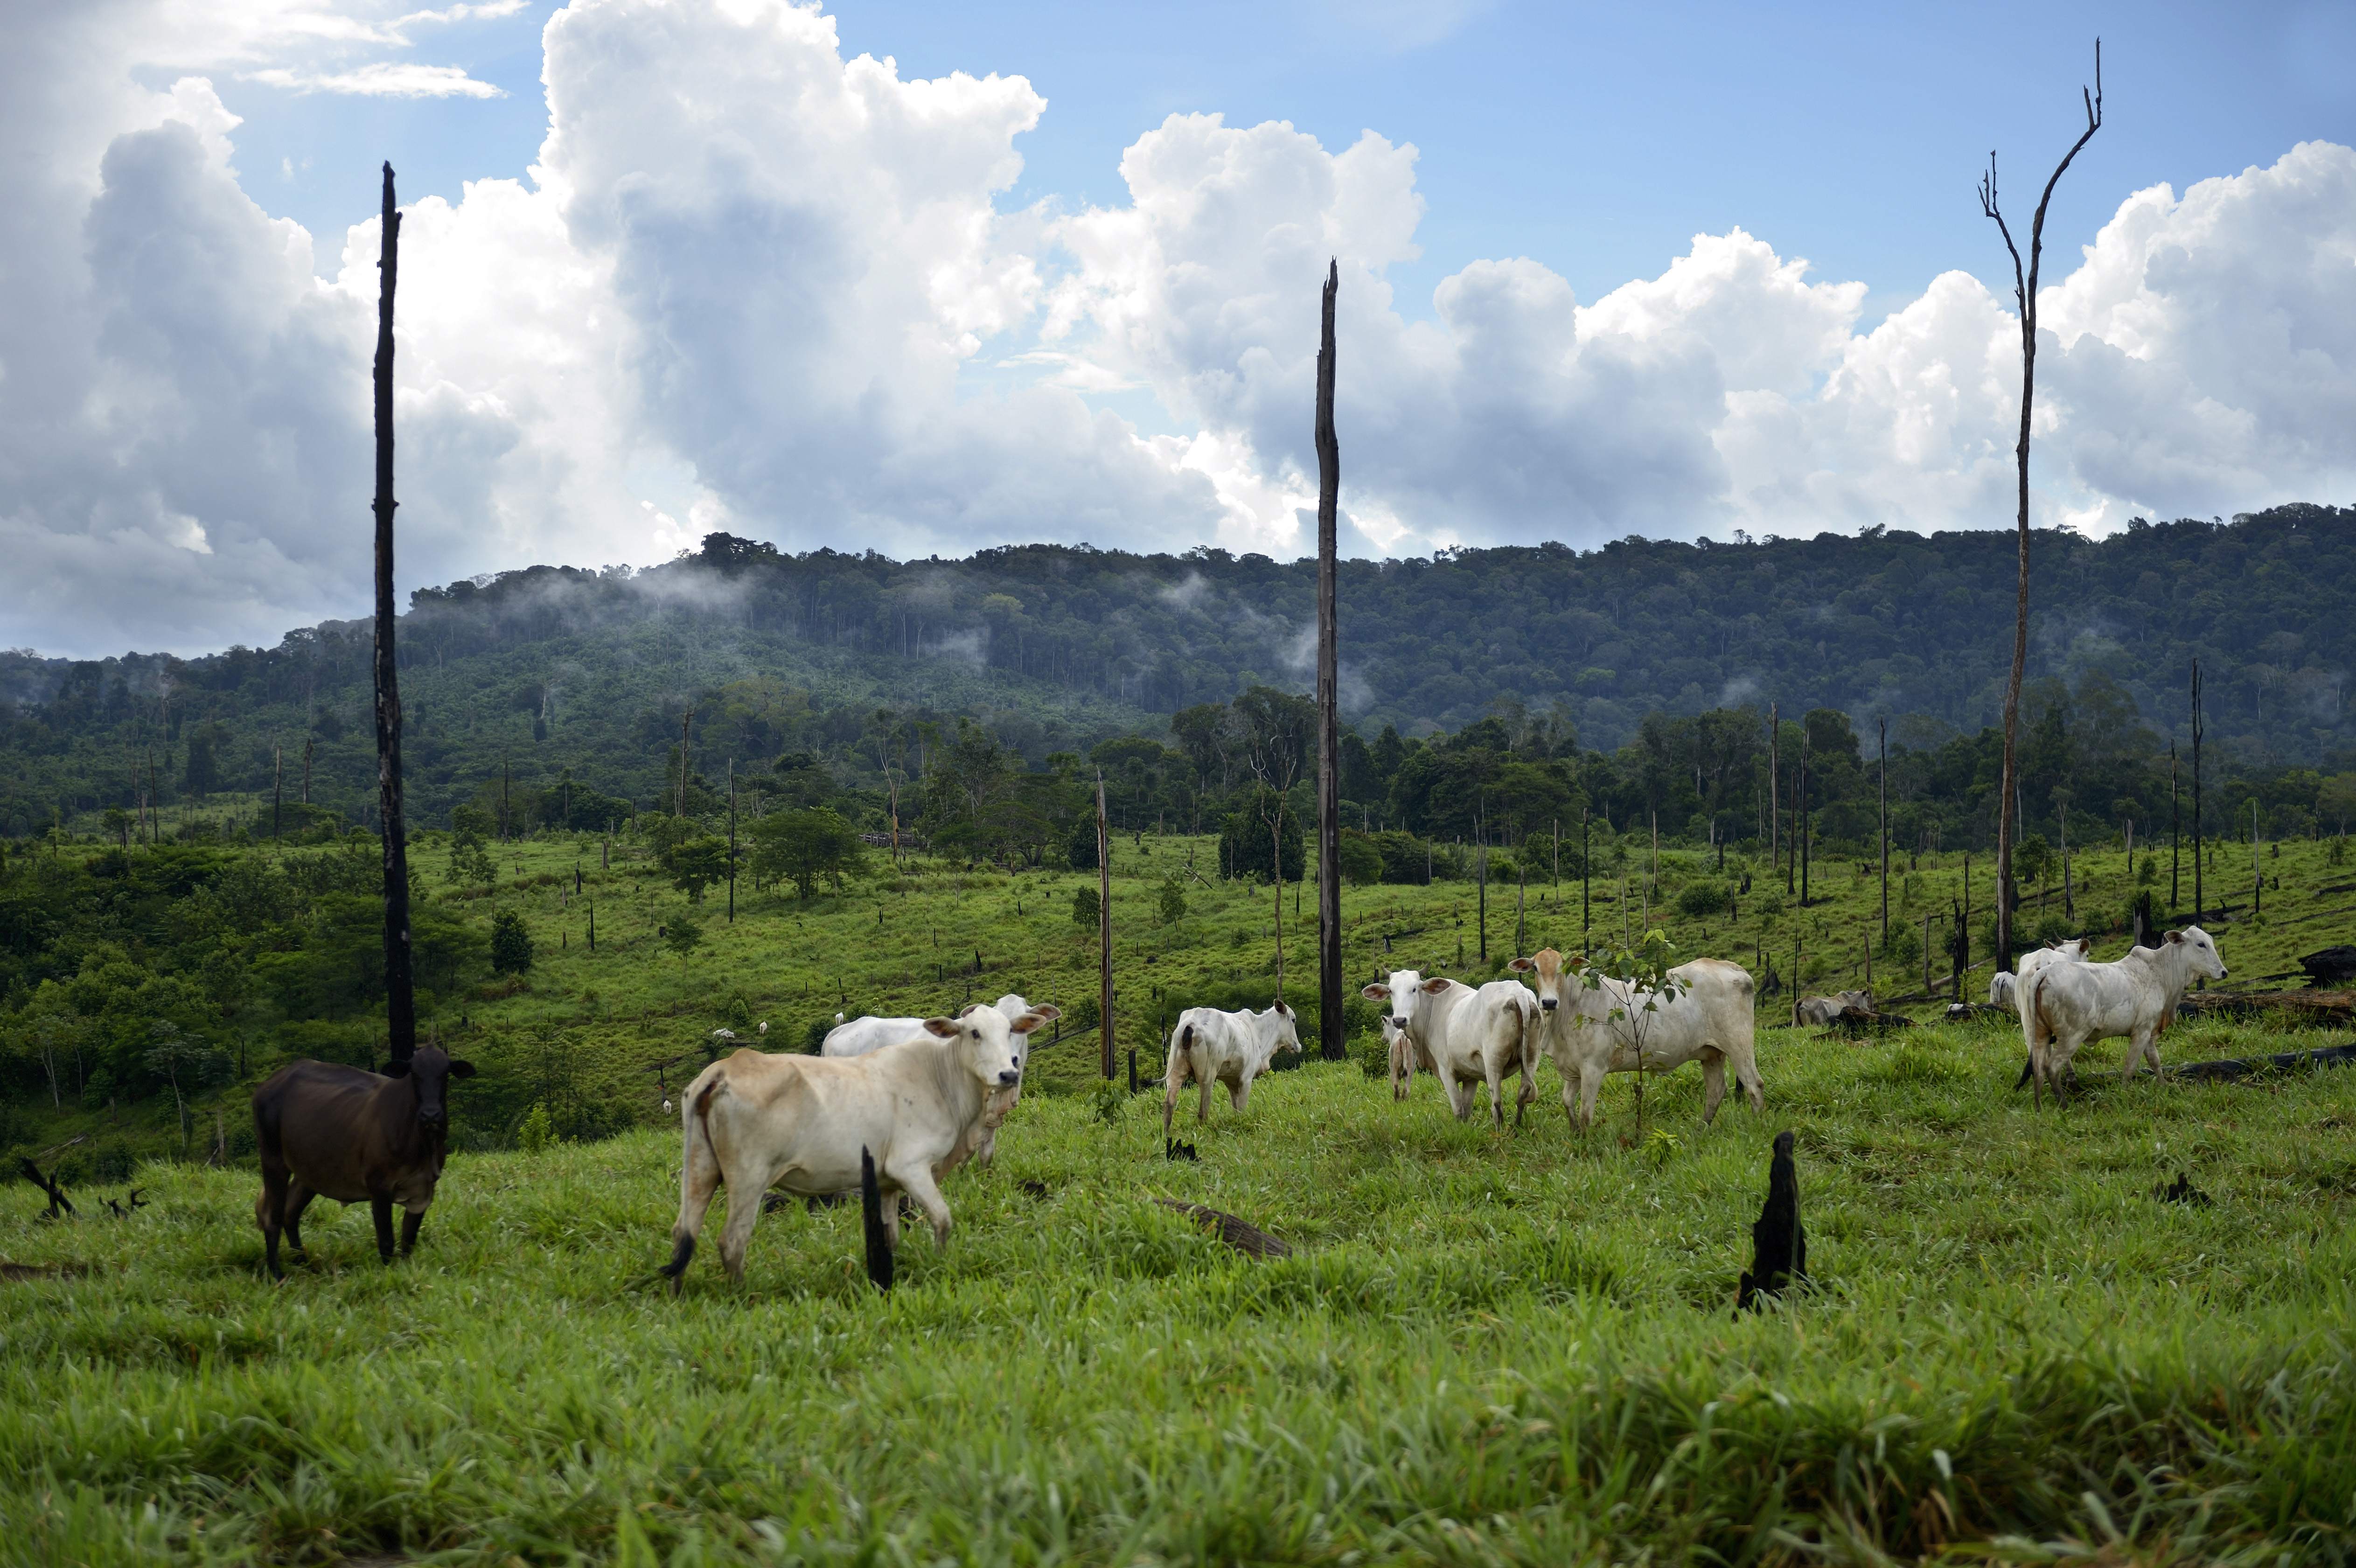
left=6, top=828, right=2355, bottom=1562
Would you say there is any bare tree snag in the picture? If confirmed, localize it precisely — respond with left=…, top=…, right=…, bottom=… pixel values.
left=370, top=162, right=417, bottom=1066
left=1097, top=772, right=1114, bottom=1081
left=1981, top=40, right=2101, bottom=976
left=1314, top=259, right=1345, bottom=1060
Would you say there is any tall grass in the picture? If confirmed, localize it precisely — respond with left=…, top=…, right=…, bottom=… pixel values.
left=5, top=1014, right=2355, bottom=1564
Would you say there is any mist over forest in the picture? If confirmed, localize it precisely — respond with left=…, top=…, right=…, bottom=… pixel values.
left=3, top=502, right=2353, bottom=851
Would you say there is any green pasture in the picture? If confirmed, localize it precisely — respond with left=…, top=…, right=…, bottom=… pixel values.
left=7, top=1012, right=2356, bottom=1564
left=7, top=824, right=2356, bottom=1562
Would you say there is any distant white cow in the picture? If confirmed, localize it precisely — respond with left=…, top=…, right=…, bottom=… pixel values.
left=1160, top=1001, right=1303, bottom=1139
left=1794, top=989, right=1874, bottom=1026
left=1991, top=937, right=2092, bottom=1010
left=663, top=1004, right=1053, bottom=1285
left=2023, top=927, right=2226, bottom=1104
left=1510, top=948, right=1762, bottom=1129
left=1360, top=970, right=1540, bottom=1129
left=822, top=994, right=1055, bottom=1168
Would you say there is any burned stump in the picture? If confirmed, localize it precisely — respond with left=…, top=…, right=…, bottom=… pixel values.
left=1736, top=1131, right=1807, bottom=1313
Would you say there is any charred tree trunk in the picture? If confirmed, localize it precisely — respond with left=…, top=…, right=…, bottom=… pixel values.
left=370, top=162, right=417, bottom=1066
left=1314, top=260, right=1345, bottom=1060
left=1097, top=774, right=1114, bottom=1081
left=1982, top=41, right=2101, bottom=978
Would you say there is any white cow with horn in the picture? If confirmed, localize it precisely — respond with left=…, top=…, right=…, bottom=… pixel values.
left=2022, top=927, right=2225, bottom=1105
left=1360, top=969, right=1540, bottom=1129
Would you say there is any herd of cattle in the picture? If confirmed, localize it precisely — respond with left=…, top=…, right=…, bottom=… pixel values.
left=244, top=925, right=2229, bottom=1284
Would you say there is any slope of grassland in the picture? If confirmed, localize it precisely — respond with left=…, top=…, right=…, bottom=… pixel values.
left=8, top=829, right=2356, bottom=1562
left=6, top=1010, right=2356, bottom=1564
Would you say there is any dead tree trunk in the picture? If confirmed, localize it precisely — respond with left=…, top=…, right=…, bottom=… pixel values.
left=1097, top=773, right=1114, bottom=1081
left=1314, top=259, right=1345, bottom=1060
left=1981, top=40, right=2102, bottom=978
left=370, top=162, right=417, bottom=1066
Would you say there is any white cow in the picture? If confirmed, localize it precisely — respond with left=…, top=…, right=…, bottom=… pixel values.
left=1160, top=1001, right=1303, bottom=1138
left=1794, top=989, right=1874, bottom=1026
left=1360, top=970, right=1540, bottom=1129
left=1991, top=937, right=2091, bottom=1010
left=663, top=1004, right=1051, bottom=1285
left=824, top=994, right=1055, bottom=1168
left=2022, top=927, right=2226, bottom=1104
left=1509, top=948, right=1762, bottom=1129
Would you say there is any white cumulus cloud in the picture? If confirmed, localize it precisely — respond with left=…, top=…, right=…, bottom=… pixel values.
left=1, top=0, right=2352, bottom=661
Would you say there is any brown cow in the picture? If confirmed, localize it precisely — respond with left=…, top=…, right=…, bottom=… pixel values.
left=251, top=1045, right=475, bottom=1279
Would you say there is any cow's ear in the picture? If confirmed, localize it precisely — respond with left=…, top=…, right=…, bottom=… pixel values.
left=1507, top=957, right=1534, bottom=972
left=1009, top=1011, right=1051, bottom=1035
left=1028, top=1002, right=1062, bottom=1022
left=380, top=1060, right=412, bottom=1079
left=1421, top=976, right=1453, bottom=994
left=1271, top=999, right=1290, bottom=1016
left=922, top=1017, right=962, bottom=1038
left=956, top=1002, right=982, bottom=1018
left=2165, top=930, right=2183, bottom=944
left=1360, top=984, right=1391, bottom=1001
left=446, top=1059, right=477, bottom=1078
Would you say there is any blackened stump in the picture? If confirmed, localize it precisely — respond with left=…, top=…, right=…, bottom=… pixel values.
left=1736, top=1130, right=1807, bottom=1313
left=861, top=1145, right=893, bottom=1291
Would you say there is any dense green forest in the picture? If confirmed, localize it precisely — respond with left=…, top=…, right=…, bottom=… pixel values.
left=5, top=504, right=2354, bottom=848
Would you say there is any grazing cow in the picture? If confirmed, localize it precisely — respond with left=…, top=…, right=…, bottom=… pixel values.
left=1794, top=989, right=1874, bottom=1026
left=824, top=994, right=1056, bottom=1169
left=1160, top=1000, right=1303, bottom=1138
left=1991, top=937, right=2091, bottom=1010
left=1510, top=949, right=1762, bottom=1129
left=664, top=1004, right=1049, bottom=1285
left=2023, top=927, right=2226, bottom=1104
left=1359, top=970, right=1540, bottom=1128
left=251, top=1045, right=477, bottom=1280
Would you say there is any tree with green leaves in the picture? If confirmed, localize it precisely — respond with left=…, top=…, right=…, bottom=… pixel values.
left=663, top=911, right=704, bottom=965
left=749, top=808, right=865, bottom=899
left=143, top=1020, right=223, bottom=1150
left=1157, top=875, right=1187, bottom=924
left=490, top=910, right=534, bottom=975
left=667, top=835, right=733, bottom=903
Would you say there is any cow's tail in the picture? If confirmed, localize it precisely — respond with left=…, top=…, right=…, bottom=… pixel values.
left=1163, top=1024, right=1195, bottom=1139
left=2017, top=968, right=2061, bottom=1095
left=663, top=1074, right=727, bottom=1286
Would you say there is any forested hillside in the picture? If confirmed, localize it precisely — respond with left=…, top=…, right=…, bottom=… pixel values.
left=4, top=503, right=2353, bottom=844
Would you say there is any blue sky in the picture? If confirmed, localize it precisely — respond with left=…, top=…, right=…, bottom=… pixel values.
left=221, top=0, right=2356, bottom=319
left=8, top=0, right=2353, bottom=655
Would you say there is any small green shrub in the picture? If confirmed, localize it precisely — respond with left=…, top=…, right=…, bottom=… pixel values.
left=516, top=1102, right=559, bottom=1154
left=490, top=911, right=534, bottom=975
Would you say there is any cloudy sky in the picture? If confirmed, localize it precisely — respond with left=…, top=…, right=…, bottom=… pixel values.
left=3, top=0, right=2352, bottom=659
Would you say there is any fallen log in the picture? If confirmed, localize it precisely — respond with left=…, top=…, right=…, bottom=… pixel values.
left=2167, top=1043, right=2356, bottom=1083
left=1152, top=1198, right=1289, bottom=1258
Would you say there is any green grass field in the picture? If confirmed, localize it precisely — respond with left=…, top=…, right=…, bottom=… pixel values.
left=7, top=1014, right=2356, bottom=1564
left=8, top=826, right=2356, bottom=1563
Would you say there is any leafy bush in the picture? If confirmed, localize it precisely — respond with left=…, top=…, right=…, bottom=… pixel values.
left=489, top=911, right=534, bottom=975
left=1072, top=886, right=1100, bottom=927
left=1674, top=880, right=1730, bottom=920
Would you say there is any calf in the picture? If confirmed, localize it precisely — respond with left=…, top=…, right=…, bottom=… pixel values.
left=665, top=1004, right=1048, bottom=1285
left=2007, top=937, right=2093, bottom=1084
left=1360, top=969, right=1540, bottom=1129
left=1511, top=949, right=1761, bottom=1129
left=251, top=1045, right=477, bottom=1279
left=1160, top=1000, right=1302, bottom=1139
left=2024, top=927, right=2226, bottom=1105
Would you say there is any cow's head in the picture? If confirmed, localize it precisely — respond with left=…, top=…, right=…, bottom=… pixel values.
left=1262, top=998, right=1302, bottom=1054
left=1361, top=969, right=1451, bottom=1030
left=2164, top=926, right=2227, bottom=982
left=1506, top=948, right=1567, bottom=1012
left=380, top=1044, right=476, bottom=1134
left=924, top=1005, right=1037, bottom=1089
